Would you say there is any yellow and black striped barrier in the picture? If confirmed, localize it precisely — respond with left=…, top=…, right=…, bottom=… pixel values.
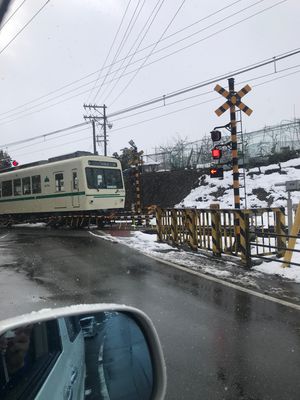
left=156, top=207, right=290, bottom=267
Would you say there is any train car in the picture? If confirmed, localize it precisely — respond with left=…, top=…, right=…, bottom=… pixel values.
left=0, top=152, right=125, bottom=220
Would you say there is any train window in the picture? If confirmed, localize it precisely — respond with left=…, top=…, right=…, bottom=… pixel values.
left=105, top=169, right=123, bottom=189
left=32, top=176, right=41, bottom=194
left=22, top=177, right=31, bottom=195
left=13, top=179, right=22, bottom=196
left=85, top=168, right=123, bottom=190
left=2, top=181, right=12, bottom=197
left=55, top=173, right=64, bottom=192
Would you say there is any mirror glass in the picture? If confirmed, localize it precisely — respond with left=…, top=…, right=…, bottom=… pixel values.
left=0, top=311, right=154, bottom=400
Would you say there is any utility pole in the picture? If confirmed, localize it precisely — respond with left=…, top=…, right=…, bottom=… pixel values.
left=83, top=104, right=110, bottom=156
left=92, top=120, right=96, bottom=155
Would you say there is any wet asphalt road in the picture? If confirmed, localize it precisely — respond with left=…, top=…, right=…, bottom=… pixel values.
left=0, top=227, right=300, bottom=400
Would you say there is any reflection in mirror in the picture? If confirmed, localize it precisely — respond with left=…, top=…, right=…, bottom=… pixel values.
left=0, top=312, right=153, bottom=400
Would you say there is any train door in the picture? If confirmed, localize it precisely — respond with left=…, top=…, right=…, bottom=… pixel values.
left=54, top=172, right=67, bottom=209
left=72, top=169, right=80, bottom=208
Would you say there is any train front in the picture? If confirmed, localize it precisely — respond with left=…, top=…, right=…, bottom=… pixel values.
left=82, top=156, right=125, bottom=213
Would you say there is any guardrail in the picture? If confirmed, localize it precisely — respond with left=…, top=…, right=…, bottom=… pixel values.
left=156, top=206, right=299, bottom=268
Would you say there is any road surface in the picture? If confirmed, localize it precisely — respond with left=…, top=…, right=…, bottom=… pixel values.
left=0, top=227, right=300, bottom=400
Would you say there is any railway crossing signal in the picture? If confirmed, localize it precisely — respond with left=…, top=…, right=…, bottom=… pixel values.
left=214, top=77, right=253, bottom=251
left=211, top=130, right=222, bottom=142
left=212, top=148, right=222, bottom=160
left=210, top=167, right=223, bottom=178
left=214, top=83, right=253, bottom=117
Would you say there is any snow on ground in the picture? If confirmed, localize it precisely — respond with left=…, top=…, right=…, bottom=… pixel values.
left=253, top=261, right=300, bottom=283
left=254, top=239, right=300, bottom=283
left=178, top=157, right=300, bottom=209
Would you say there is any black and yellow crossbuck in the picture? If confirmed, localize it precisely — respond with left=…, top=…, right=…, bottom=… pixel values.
left=214, top=84, right=253, bottom=117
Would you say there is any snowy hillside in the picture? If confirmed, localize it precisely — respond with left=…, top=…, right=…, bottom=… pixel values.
left=178, top=158, right=300, bottom=209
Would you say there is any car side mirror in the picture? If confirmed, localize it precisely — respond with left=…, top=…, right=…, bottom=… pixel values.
left=0, top=304, right=166, bottom=400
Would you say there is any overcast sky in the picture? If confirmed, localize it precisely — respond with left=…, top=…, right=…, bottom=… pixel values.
left=0, top=0, right=299, bottom=164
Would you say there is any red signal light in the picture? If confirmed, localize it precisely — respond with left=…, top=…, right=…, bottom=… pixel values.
left=212, top=148, right=222, bottom=159
left=12, top=160, right=19, bottom=167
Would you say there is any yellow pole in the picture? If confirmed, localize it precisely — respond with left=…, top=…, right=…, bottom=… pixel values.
left=281, top=202, right=300, bottom=267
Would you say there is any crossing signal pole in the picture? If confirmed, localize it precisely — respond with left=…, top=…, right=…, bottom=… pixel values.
left=214, top=78, right=253, bottom=249
left=128, top=140, right=144, bottom=222
left=83, top=104, right=110, bottom=156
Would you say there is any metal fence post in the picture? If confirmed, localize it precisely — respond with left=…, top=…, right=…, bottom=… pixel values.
left=171, top=209, right=179, bottom=245
left=186, top=209, right=198, bottom=251
left=275, top=207, right=286, bottom=257
left=211, top=210, right=221, bottom=257
left=239, top=210, right=251, bottom=268
left=156, top=206, right=163, bottom=242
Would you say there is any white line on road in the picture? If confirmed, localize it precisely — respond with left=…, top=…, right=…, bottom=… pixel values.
left=89, top=230, right=300, bottom=311
left=0, top=233, right=9, bottom=240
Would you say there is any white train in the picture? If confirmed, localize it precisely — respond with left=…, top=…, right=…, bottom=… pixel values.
left=0, top=152, right=125, bottom=220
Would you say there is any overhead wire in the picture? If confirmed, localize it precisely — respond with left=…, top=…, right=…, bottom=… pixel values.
left=108, top=0, right=287, bottom=108
left=0, top=0, right=50, bottom=55
left=85, top=0, right=132, bottom=104
left=12, top=125, right=91, bottom=154
left=109, top=63, right=300, bottom=125
left=0, top=46, right=298, bottom=133
left=4, top=60, right=300, bottom=154
left=0, top=0, right=27, bottom=32
left=107, top=47, right=299, bottom=118
left=107, top=67, right=300, bottom=135
left=0, top=0, right=257, bottom=119
left=0, top=121, right=90, bottom=148
left=99, top=0, right=147, bottom=102
left=91, top=0, right=143, bottom=102
left=102, top=0, right=163, bottom=104
left=109, top=0, right=186, bottom=106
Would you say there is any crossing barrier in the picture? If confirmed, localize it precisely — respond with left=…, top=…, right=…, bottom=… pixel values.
left=156, top=206, right=299, bottom=268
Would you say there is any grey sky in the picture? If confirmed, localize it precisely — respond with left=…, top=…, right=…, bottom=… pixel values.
left=0, top=0, right=299, bottom=164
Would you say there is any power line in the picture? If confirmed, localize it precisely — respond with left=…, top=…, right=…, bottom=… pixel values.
left=110, top=63, right=300, bottom=123
left=1, top=43, right=299, bottom=131
left=0, top=121, right=89, bottom=148
left=102, top=0, right=163, bottom=104
left=107, top=47, right=300, bottom=119
left=14, top=131, right=93, bottom=158
left=99, top=0, right=148, bottom=102
left=108, top=67, right=300, bottom=135
left=4, top=62, right=300, bottom=154
left=109, top=0, right=186, bottom=106
left=12, top=125, right=91, bottom=154
left=86, top=0, right=133, bottom=104
left=0, top=0, right=257, bottom=119
left=0, top=0, right=27, bottom=32
left=92, top=0, right=143, bottom=102
left=0, top=0, right=50, bottom=55
left=107, top=0, right=288, bottom=110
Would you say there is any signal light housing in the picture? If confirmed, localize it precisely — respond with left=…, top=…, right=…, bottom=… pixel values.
left=210, top=130, right=221, bottom=142
left=212, top=148, right=222, bottom=159
left=210, top=167, right=224, bottom=178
